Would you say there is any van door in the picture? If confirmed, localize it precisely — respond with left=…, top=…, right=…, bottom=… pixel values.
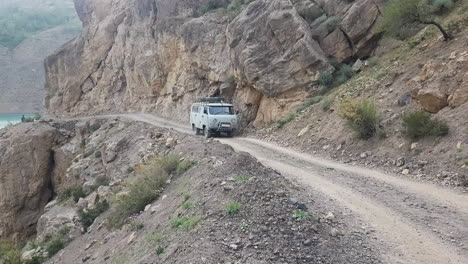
left=201, top=106, right=209, bottom=128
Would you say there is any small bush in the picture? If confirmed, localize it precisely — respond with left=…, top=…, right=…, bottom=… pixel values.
left=182, top=202, right=194, bottom=209
left=275, top=113, right=298, bottom=129
left=321, top=97, right=334, bottom=112
left=339, top=99, right=382, bottom=139
left=225, top=202, right=241, bottom=215
left=402, top=111, right=449, bottom=139
left=297, top=96, right=323, bottom=112
left=196, top=0, right=230, bottom=16
left=94, top=151, right=102, bottom=158
left=292, top=209, right=309, bottom=221
left=176, top=160, right=195, bottom=174
left=107, top=155, right=179, bottom=229
left=336, top=64, right=355, bottom=83
left=170, top=216, right=200, bottom=230
left=45, top=237, right=64, bottom=257
left=57, top=186, right=86, bottom=203
left=94, top=176, right=110, bottom=187
left=129, top=219, right=144, bottom=231
left=0, top=241, right=21, bottom=264
left=155, top=247, right=165, bottom=255
left=33, top=113, right=41, bottom=120
left=24, top=256, right=46, bottom=264
left=318, top=72, right=333, bottom=87
left=78, top=200, right=110, bottom=229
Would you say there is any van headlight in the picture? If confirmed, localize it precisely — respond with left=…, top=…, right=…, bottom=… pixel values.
left=231, top=118, right=237, bottom=125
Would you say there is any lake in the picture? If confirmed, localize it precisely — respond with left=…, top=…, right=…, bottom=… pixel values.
left=0, top=114, right=36, bottom=129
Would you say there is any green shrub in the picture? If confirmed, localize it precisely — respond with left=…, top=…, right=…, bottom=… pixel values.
left=402, top=111, right=449, bottom=139
left=182, top=202, right=194, bottom=209
left=33, top=113, right=41, bottom=120
left=24, top=256, right=46, bottom=264
left=45, top=237, right=64, bottom=257
left=107, top=155, right=180, bottom=229
left=78, top=200, right=110, bottom=229
left=339, top=99, right=382, bottom=139
left=275, top=113, right=298, bottom=129
left=170, top=216, right=200, bottom=230
left=292, top=209, right=309, bottom=221
left=57, top=186, right=86, bottom=203
left=0, top=241, right=21, bottom=264
left=225, top=202, right=241, bottom=215
left=321, top=97, right=334, bottom=112
left=94, top=151, right=102, bottom=158
left=94, top=176, right=110, bottom=187
left=176, top=160, right=195, bottom=174
left=155, top=247, right=165, bottom=255
left=319, top=64, right=356, bottom=93
left=318, top=72, right=333, bottom=87
left=297, top=96, right=323, bottom=112
left=196, top=0, right=230, bottom=16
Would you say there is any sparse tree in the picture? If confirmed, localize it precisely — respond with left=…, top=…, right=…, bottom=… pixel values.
left=381, top=0, right=452, bottom=41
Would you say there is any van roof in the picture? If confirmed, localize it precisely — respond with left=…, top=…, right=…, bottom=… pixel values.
left=192, top=102, right=233, bottom=107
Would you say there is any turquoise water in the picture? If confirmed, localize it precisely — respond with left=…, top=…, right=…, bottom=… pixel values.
left=0, top=114, right=36, bottom=129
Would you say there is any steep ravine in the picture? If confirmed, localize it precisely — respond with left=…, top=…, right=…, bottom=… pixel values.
left=45, top=0, right=384, bottom=126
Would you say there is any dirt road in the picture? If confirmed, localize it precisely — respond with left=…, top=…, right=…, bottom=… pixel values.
left=121, top=113, right=468, bottom=264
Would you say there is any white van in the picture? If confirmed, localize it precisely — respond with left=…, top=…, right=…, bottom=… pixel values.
left=190, top=98, right=238, bottom=138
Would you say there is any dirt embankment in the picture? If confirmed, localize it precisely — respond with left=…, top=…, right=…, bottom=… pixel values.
left=248, top=11, right=468, bottom=189
left=0, top=118, right=381, bottom=263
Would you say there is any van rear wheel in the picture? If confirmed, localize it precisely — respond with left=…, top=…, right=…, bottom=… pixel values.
left=204, top=127, right=211, bottom=138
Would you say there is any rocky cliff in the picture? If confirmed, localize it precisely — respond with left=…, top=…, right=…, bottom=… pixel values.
left=45, top=0, right=384, bottom=126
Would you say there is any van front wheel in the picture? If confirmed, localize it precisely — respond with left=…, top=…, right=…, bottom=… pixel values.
left=204, top=127, right=211, bottom=138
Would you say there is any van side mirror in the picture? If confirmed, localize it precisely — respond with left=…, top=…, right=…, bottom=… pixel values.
left=236, top=111, right=239, bottom=115
left=204, top=110, right=208, bottom=114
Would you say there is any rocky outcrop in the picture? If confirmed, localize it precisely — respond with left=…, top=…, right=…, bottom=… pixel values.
left=45, top=0, right=384, bottom=126
left=0, top=123, right=58, bottom=242
left=411, top=51, right=468, bottom=113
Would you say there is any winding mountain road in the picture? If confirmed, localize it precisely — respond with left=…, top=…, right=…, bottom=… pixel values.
left=117, top=113, right=468, bottom=264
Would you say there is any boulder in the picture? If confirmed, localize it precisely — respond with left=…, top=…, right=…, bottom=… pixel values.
left=448, top=72, right=468, bottom=108
left=36, top=206, right=80, bottom=243
left=415, top=88, right=448, bottom=113
left=352, top=59, right=364, bottom=72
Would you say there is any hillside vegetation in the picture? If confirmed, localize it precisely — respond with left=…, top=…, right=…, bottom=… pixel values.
left=0, top=0, right=81, bottom=48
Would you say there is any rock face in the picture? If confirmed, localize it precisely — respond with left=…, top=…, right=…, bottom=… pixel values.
left=0, top=123, right=57, bottom=242
left=45, top=0, right=384, bottom=126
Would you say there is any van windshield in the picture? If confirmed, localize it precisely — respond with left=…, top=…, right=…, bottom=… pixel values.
left=209, top=106, right=234, bottom=115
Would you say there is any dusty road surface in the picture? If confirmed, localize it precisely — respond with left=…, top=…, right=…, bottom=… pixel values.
left=119, top=113, right=468, bottom=264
